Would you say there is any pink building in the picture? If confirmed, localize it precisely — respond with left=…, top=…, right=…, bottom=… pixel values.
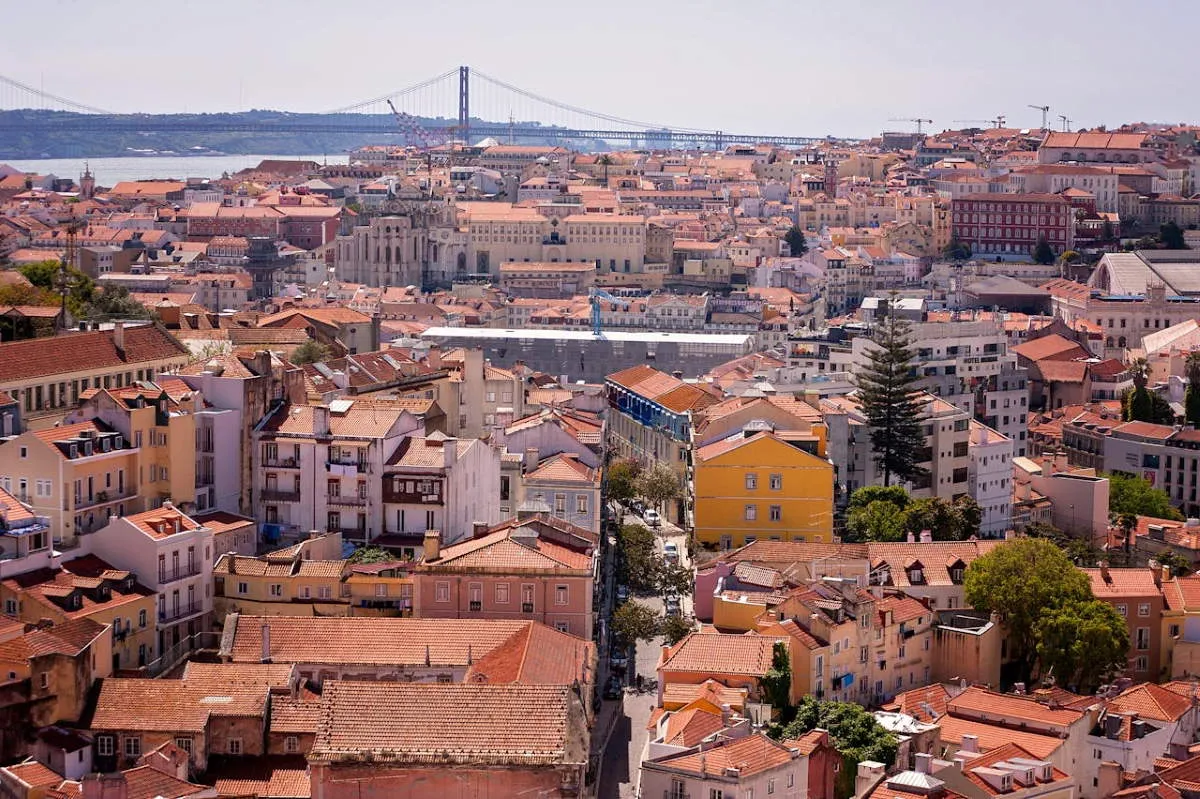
left=412, top=521, right=596, bottom=640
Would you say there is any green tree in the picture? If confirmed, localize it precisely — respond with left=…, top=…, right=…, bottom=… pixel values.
left=84, top=285, right=150, bottom=319
left=1186, top=352, right=1200, bottom=428
left=759, top=641, right=794, bottom=721
left=1035, top=599, right=1129, bottom=692
left=658, top=564, right=693, bottom=597
left=963, top=538, right=1090, bottom=680
left=942, top=237, right=971, bottom=261
left=597, top=154, right=614, bottom=184
left=619, top=524, right=662, bottom=593
left=660, top=614, right=694, bottom=645
left=847, top=499, right=908, bottom=542
left=1156, top=551, right=1194, bottom=577
left=784, top=225, right=808, bottom=257
left=290, top=338, right=331, bottom=365
left=847, top=485, right=909, bottom=513
left=855, top=307, right=928, bottom=486
left=606, top=459, right=642, bottom=505
left=611, top=600, right=660, bottom=645
left=349, top=546, right=395, bottom=564
left=638, top=462, right=681, bottom=512
left=902, top=496, right=981, bottom=541
left=776, top=697, right=897, bottom=799
left=18, top=259, right=93, bottom=317
left=1025, top=521, right=1102, bottom=566
left=1032, top=236, right=1056, bottom=265
left=1107, top=472, right=1184, bottom=520
left=1161, top=220, right=1188, bottom=250
left=17, top=260, right=61, bottom=289
left=1059, top=250, right=1081, bottom=265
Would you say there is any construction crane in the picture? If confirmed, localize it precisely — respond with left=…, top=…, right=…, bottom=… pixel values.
left=1028, top=104, right=1050, bottom=129
left=889, top=117, right=933, bottom=134
left=953, top=116, right=1006, bottom=129
left=57, top=214, right=84, bottom=331
left=590, top=286, right=626, bottom=337
left=1058, top=114, right=1073, bottom=132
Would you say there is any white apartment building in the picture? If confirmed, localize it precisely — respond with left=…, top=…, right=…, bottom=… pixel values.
left=381, top=435, right=502, bottom=547
left=967, top=421, right=1014, bottom=537
left=252, top=400, right=423, bottom=544
left=89, top=503, right=214, bottom=657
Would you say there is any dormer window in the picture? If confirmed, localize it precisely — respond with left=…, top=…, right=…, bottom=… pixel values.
left=69, top=445, right=77, bottom=458
left=908, top=568, right=924, bottom=584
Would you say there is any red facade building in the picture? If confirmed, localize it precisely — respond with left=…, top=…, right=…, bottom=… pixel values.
left=951, top=194, right=1074, bottom=258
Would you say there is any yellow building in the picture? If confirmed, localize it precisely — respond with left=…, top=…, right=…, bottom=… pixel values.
left=213, top=534, right=349, bottom=621
left=693, top=431, right=833, bottom=549
left=0, top=554, right=157, bottom=671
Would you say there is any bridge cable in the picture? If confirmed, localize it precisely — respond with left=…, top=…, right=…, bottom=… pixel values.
left=0, top=73, right=115, bottom=115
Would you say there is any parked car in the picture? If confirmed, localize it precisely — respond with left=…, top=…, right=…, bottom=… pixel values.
left=603, top=674, right=623, bottom=700
left=665, top=595, right=681, bottom=617
left=616, top=585, right=629, bottom=604
left=663, top=542, right=679, bottom=563
left=609, top=650, right=629, bottom=670
left=644, top=509, right=661, bottom=527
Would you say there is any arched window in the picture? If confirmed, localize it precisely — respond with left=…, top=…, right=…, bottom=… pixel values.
left=1118, top=336, right=1127, bottom=348
left=1106, top=336, right=1115, bottom=347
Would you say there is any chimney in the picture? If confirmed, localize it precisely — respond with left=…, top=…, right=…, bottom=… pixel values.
left=444, top=439, right=458, bottom=469
left=254, top=350, right=272, bottom=377
left=720, top=702, right=733, bottom=727
left=260, top=622, right=271, bottom=663
left=1104, top=712, right=1123, bottom=740
left=855, top=761, right=887, bottom=799
left=424, top=529, right=441, bottom=561
left=524, top=447, right=539, bottom=473
left=919, top=529, right=932, bottom=543
left=914, top=753, right=933, bottom=774
left=961, top=734, right=979, bottom=753
left=906, top=531, right=915, bottom=543
left=472, top=521, right=489, bottom=539
left=113, top=321, right=125, bottom=355
left=314, top=406, right=330, bottom=436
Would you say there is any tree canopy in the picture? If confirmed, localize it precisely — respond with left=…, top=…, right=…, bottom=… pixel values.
left=942, top=237, right=971, bottom=261
left=759, top=641, right=793, bottom=719
left=775, top=697, right=897, bottom=797
left=1161, top=220, right=1188, bottom=250
left=856, top=308, right=927, bottom=486
left=845, top=487, right=979, bottom=542
left=619, top=523, right=661, bottom=593
left=606, top=459, right=642, bottom=504
left=611, top=600, right=660, bottom=645
left=660, top=614, right=694, bottom=646
left=784, top=225, right=808, bottom=257
left=1107, top=472, right=1184, bottom=521
left=638, top=462, right=681, bottom=510
left=290, top=338, right=331, bottom=366
left=1035, top=599, right=1128, bottom=692
left=963, top=538, right=1090, bottom=679
left=1032, top=236, right=1056, bottom=265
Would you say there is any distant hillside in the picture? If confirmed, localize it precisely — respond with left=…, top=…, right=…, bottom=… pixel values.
left=0, top=109, right=598, bottom=159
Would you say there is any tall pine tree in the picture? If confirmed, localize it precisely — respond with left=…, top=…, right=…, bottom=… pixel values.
left=856, top=303, right=928, bottom=486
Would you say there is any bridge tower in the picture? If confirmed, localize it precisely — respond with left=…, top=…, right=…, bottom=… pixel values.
left=458, top=66, right=470, bottom=144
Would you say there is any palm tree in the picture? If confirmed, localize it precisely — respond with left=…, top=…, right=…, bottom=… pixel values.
left=597, top=154, right=614, bottom=185
left=1129, top=357, right=1149, bottom=390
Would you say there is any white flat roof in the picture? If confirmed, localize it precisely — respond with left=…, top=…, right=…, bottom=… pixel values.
left=420, top=326, right=754, bottom=344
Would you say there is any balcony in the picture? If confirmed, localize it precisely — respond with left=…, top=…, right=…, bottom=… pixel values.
left=469, top=600, right=482, bottom=612
left=522, top=602, right=535, bottom=614
left=327, top=460, right=370, bottom=475
left=328, top=527, right=369, bottom=541
left=327, top=494, right=368, bottom=507
left=158, top=565, right=202, bottom=585
left=70, top=490, right=134, bottom=512
left=263, top=457, right=300, bottom=469
left=158, top=602, right=202, bottom=624
left=260, top=489, right=301, bottom=503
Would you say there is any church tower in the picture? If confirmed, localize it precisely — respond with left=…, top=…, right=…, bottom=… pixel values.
left=79, top=163, right=95, bottom=199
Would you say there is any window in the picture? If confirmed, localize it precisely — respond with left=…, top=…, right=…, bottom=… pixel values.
left=175, top=737, right=192, bottom=755
left=39, top=672, right=48, bottom=689
left=269, top=584, right=282, bottom=597
left=769, top=473, right=782, bottom=490
left=1136, top=655, right=1149, bottom=672
left=318, top=586, right=332, bottom=600
left=375, top=584, right=388, bottom=598
left=138, top=609, right=146, bottom=627
left=555, top=621, right=570, bottom=633
left=124, top=736, right=141, bottom=758
left=435, top=581, right=450, bottom=603
left=1171, top=624, right=1181, bottom=637
left=770, top=505, right=782, bottom=521
left=1136, top=627, right=1150, bottom=650
left=555, top=493, right=566, bottom=514
left=285, top=736, right=299, bottom=753
left=228, top=738, right=242, bottom=755
left=744, top=504, right=757, bottom=521
left=3, top=599, right=14, bottom=615
left=745, top=473, right=758, bottom=490
left=1116, top=604, right=1127, bottom=617
left=1138, top=603, right=1151, bottom=617
left=496, top=583, right=510, bottom=604
left=238, top=582, right=248, bottom=595
left=788, top=773, right=795, bottom=788
left=768, top=779, right=775, bottom=795
left=555, top=585, right=569, bottom=605
left=97, top=736, right=115, bottom=757
left=710, top=791, right=725, bottom=799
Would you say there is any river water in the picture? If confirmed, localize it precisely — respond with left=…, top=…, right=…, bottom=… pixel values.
left=1, top=154, right=338, bottom=184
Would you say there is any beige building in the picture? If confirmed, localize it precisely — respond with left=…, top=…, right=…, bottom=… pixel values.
left=0, top=323, right=190, bottom=431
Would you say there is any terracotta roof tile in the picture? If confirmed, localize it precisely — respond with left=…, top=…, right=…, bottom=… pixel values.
left=121, top=765, right=207, bottom=799
left=3, top=760, right=64, bottom=789
left=0, top=325, right=188, bottom=382
left=423, top=530, right=592, bottom=571
left=1107, top=682, right=1194, bottom=722
left=960, top=742, right=1071, bottom=795
left=269, top=696, right=322, bottom=735
left=935, top=716, right=1063, bottom=760
left=660, top=680, right=749, bottom=711
left=525, top=453, right=597, bottom=485
left=310, top=681, right=586, bottom=767
left=651, top=733, right=795, bottom=778
left=946, top=686, right=1084, bottom=729
left=659, top=632, right=784, bottom=677
left=883, top=684, right=953, bottom=722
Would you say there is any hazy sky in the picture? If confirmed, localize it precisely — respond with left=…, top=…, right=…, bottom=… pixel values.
left=3, top=0, right=1193, bottom=138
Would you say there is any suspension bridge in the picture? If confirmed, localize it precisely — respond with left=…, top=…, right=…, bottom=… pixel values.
left=0, top=66, right=838, bottom=151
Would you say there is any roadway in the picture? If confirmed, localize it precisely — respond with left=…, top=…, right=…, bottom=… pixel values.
left=597, top=510, right=694, bottom=799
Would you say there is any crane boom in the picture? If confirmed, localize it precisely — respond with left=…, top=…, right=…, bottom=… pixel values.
left=590, top=287, right=624, bottom=337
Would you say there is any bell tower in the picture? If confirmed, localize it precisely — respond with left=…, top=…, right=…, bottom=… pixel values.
left=79, top=162, right=95, bottom=199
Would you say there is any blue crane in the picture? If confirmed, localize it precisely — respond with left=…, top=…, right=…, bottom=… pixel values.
left=590, top=287, right=625, bottom=337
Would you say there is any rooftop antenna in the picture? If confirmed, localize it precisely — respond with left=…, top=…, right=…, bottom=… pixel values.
left=1028, top=104, right=1050, bottom=129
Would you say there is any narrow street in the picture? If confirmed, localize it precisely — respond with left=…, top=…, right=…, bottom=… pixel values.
left=597, top=508, right=695, bottom=798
